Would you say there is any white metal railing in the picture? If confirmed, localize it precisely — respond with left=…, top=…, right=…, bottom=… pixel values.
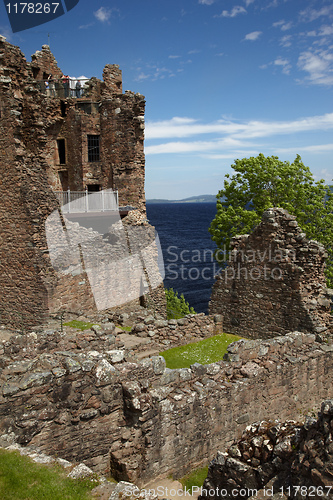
left=37, top=78, right=90, bottom=98
left=55, top=189, right=118, bottom=213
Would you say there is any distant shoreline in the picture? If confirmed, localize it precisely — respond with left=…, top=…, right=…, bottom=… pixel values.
left=146, top=194, right=217, bottom=204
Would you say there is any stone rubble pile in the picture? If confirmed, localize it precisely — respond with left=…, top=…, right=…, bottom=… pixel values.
left=200, top=400, right=333, bottom=499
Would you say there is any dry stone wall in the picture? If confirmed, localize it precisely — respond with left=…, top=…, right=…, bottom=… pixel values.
left=210, top=208, right=332, bottom=340
left=200, top=399, right=333, bottom=499
left=0, top=322, right=332, bottom=485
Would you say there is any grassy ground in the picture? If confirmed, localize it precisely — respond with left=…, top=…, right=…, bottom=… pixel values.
left=160, top=333, right=241, bottom=369
left=116, top=325, right=132, bottom=332
left=63, top=320, right=94, bottom=331
left=179, top=465, right=209, bottom=490
left=0, top=449, right=98, bottom=500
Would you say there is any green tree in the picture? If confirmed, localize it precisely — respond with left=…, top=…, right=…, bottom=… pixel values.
left=209, top=154, right=333, bottom=287
left=165, top=288, right=196, bottom=319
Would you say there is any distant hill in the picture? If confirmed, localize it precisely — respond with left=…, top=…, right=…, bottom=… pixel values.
left=146, top=194, right=217, bottom=204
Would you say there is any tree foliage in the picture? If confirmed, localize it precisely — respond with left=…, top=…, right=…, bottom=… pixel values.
left=165, top=288, right=196, bottom=319
left=209, top=154, right=333, bottom=287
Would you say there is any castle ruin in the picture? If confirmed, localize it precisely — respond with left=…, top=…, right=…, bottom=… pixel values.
left=1, top=38, right=333, bottom=489
left=0, top=38, right=166, bottom=328
left=209, top=208, right=332, bottom=340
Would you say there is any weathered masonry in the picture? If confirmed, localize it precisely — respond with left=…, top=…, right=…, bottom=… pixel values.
left=27, top=44, right=146, bottom=206
left=0, top=38, right=165, bottom=328
left=200, top=399, right=333, bottom=497
left=1, top=328, right=333, bottom=484
left=209, top=208, right=332, bottom=340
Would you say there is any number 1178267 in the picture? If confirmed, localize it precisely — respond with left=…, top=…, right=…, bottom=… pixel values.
left=6, top=3, right=60, bottom=14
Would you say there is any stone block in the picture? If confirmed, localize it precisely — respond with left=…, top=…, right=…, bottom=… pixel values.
left=19, top=371, right=52, bottom=390
left=106, top=350, right=125, bottom=364
left=151, top=356, right=166, bottom=375
left=67, top=463, right=95, bottom=479
left=95, top=359, right=117, bottom=384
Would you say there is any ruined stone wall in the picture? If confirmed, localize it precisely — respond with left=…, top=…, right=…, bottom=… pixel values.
left=46, top=213, right=166, bottom=316
left=1, top=328, right=332, bottom=484
left=0, top=38, right=164, bottom=327
left=200, top=399, right=333, bottom=498
left=209, top=208, right=332, bottom=340
left=40, top=67, right=146, bottom=207
left=2, top=40, right=146, bottom=210
left=30, top=45, right=63, bottom=80
left=0, top=37, right=60, bottom=327
left=99, top=91, right=146, bottom=212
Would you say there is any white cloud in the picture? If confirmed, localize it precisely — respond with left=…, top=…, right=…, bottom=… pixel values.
left=198, top=0, right=215, bottom=4
left=79, top=22, right=95, bottom=29
left=146, top=139, right=238, bottom=155
left=306, top=30, right=317, bottom=38
left=244, top=0, right=255, bottom=6
left=280, top=35, right=292, bottom=47
left=318, top=25, right=333, bottom=37
left=218, top=6, right=247, bottom=18
left=145, top=113, right=333, bottom=155
left=136, top=72, right=150, bottom=81
left=300, top=5, right=333, bottom=23
left=201, top=151, right=259, bottom=160
left=0, top=26, right=13, bottom=41
left=297, top=49, right=333, bottom=85
left=146, top=114, right=333, bottom=140
left=94, top=7, right=112, bottom=23
left=146, top=117, right=232, bottom=139
left=169, top=55, right=181, bottom=59
left=244, top=31, right=262, bottom=41
left=277, top=144, right=333, bottom=154
left=135, top=65, right=176, bottom=82
left=274, top=57, right=289, bottom=65
left=273, top=19, right=293, bottom=31
left=281, top=21, right=292, bottom=31
left=274, top=57, right=291, bottom=74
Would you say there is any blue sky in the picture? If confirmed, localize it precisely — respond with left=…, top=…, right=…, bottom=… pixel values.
left=1, top=0, right=332, bottom=199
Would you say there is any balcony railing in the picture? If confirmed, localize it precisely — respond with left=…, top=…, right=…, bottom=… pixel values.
left=55, top=189, right=118, bottom=213
left=37, top=78, right=90, bottom=99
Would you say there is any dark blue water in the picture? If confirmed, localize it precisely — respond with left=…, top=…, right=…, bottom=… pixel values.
left=146, top=202, right=220, bottom=314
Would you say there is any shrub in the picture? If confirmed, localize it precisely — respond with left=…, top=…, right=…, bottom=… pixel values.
left=165, top=288, right=196, bottom=319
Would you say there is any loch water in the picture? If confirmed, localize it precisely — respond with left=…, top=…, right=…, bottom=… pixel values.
left=146, top=202, right=220, bottom=314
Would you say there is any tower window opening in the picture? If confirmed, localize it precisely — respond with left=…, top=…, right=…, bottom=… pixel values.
left=60, top=101, right=67, bottom=117
left=87, top=135, right=100, bottom=162
left=57, top=139, right=66, bottom=165
left=87, top=184, right=101, bottom=192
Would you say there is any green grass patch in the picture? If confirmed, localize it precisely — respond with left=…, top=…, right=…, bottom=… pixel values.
left=160, top=333, right=242, bottom=369
left=179, top=465, right=209, bottom=490
left=0, top=449, right=98, bottom=499
left=116, top=325, right=132, bottom=332
left=63, top=320, right=94, bottom=331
